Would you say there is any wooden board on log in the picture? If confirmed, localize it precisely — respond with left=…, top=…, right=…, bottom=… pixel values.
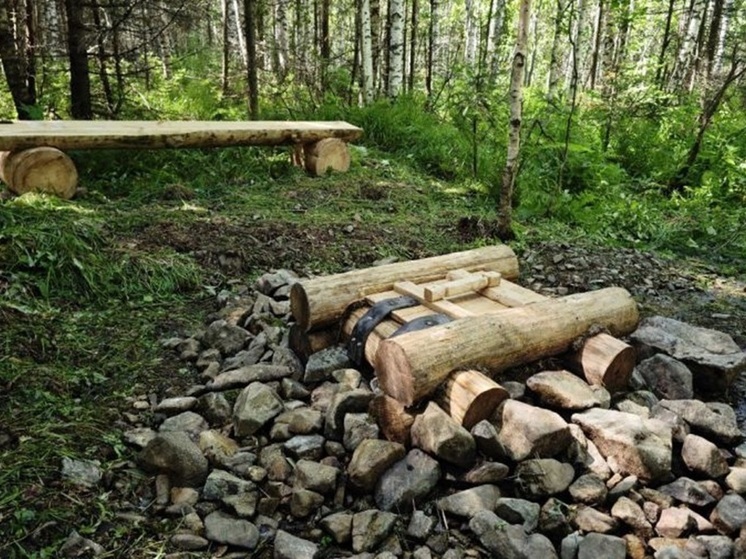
left=290, top=245, right=520, bottom=332
left=375, top=287, right=639, bottom=406
left=0, top=120, right=363, bottom=151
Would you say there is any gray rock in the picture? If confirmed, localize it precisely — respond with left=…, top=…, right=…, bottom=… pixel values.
left=651, top=406, right=691, bottom=443
left=59, top=530, right=106, bottom=557
left=221, top=344, right=265, bottom=372
left=514, top=459, right=575, bottom=498
left=159, top=411, right=209, bottom=439
left=320, top=512, right=353, bottom=544
left=203, top=319, right=250, bottom=355
left=197, top=392, right=232, bottom=425
left=138, top=432, right=209, bottom=487
left=695, top=535, right=734, bottom=559
left=497, top=400, right=571, bottom=461
left=332, top=368, right=363, bottom=389
left=274, top=529, right=318, bottom=559
left=233, top=383, right=284, bottom=437
left=411, top=402, right=476, bottom=469
left=271, top=345, right=304, bottom=373
left=577, top=533, right=626, bottom=559
left=352, top=510, right=398, bottom=553
left=255, top=269, right=297, bottom=296
left=282, top=377, right=311, bottom=400
left=607, top=475, right=638, bottom=501
left=471, top=420, right=504, bottom=460
left=289, top=488, right=324, bottom=518
left=464, top=461, right=510, bottom=484
left=526, top=370, right=599, bottom=410
left=725, top=467, right=746, bottom=493
left=710, top=493, right=746, bottom=535
left=155, top=397, right=198, bottom=414
left=413, top=547, right=433, bottom=559
left=324, top=388, right=374, bottom=439
left=204, top=510, right=258, bottom=549
left=343, top=413, right=380, bottom=451
left=407, top=510, right=435, bottom=540
left=611, top=496, right=653, bottom=536
left=560, top=532, right=583, bottom=559
left=259, top=444, right=292, bottom=481
left=540, top=498, right=573, bottom=542
left=631, top=316, right=746, bottom=392
left=274, top=407, right=324, bottom=435
left=569, top=474, right=608, bottom=505
left=572, top=408, right=672, bottom=483
left=375, top=449, right=440, bottom=511
left=494, top=498, right=541, bottom=533
left=681, top=434, right=729, bottom=478
left=469, top=510, right=558, bottom=559
left=437, top=485, right=501, bottom=518
left=572, top=507, right=618, bottom=533
left=566, top=424, right=611, bottom=480
left=294, top=459, right=338, bottom=494
left=658, top=477, right=717, bottom=507
left=283, top=434, right=326, bottom=461
left=636, top=355, right=694, bottom=400
left=658, top=399, right=742, bottom=445
left=209, top=364, right=292, bottom=391
left=348, top=439, right=406, bottom=492
left=170, top=533, right=209, bottom=550
left=122, top=427, right=157, bottom=449
left=61, top=457, right=102, bottom=488
left=503, top=381, right=526, bottom=400
left=203, top=469, right=257, bottom=517
left=305, top=346, right=352, bottom=383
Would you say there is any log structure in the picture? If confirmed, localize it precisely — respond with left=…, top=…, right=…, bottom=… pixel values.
left=437, top=370, right=509, bottom=429
left=375, top=287, right=639, bottom=406
left=0, top=120, right=364, bottom=196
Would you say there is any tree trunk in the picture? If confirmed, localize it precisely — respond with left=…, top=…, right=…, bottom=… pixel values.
left=360, top=0, right=375, bottom=103
left=319, top=0, right=330, bottom=89
left=407, top=0, right=418, bottom=91
left=426, top=0, right=440, bottom=99
left=712, top=0, right=732, bottom=75
left=588, top=0, right=604, bottom=90
left=671, top=0, right=705, bottom=91
left=233, top=0, right=248, bottom=67
left=464, top=0, right=478, bottom=66
left=547, top=0, right=568, bottom=99
left=387, top=0, right=404, bottom=97
left=272, top=0, right=289, bottom=81
left=486, top=0, right=505, bottom=82
left=90, top=0, right=115, bottom=117
left=496, top=0, right=530, bottom=241
left=222, top=0, right=230, bottom=93
left=0, top=1, right=37, bottom=119
left=656, top=0, right=676, bottom=87
left=244, top=0, right=259, bottom=119
left=704, top=0, right=723, bottom=80
left=63, top=0, right=92, bottom=119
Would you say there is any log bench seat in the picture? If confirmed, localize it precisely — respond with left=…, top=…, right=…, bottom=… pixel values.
left=0, top=120, right=363, bottom=199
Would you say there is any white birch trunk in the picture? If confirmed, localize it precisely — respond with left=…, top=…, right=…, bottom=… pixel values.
left=273, top=0, right=289, bottom=79
left=672, top=0, right=704, bottom=89
left=713, top=0, right=733, bottom=75
left=232, top=0, right=249, bottom=67
left=388, top=0, right=405, bottom=97
left=547, top=0, right=568, bottom=99
left=464, top=0, right=478, bottom=65
left=361, top=0, right=375, bottom=103
left=497, top=0, right=531, bottom=240
left=486, top=0, right=506, bottom=80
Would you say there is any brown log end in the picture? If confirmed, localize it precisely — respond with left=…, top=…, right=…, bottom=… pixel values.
left=288, top=323, right=339, bottom=363
left=290, top=282, right=311, bottom=332
left=375, top=339, right=415, bottom=407
left=369, top=394, right=414, bottom=446
left=568, top=333, right=636, bottom=394
left=439, top=370, right=510, bottom=430
left=2, top=147, right=78, bottom=199
left=303, top=138, right=351, bottom=176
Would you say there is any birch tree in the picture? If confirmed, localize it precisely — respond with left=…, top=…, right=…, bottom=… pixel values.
left=361, top=0, right=375, bottom=103
left=0, top=0, right=37, bottom=119
left=464, top=0, right=478, bottom=65
left=388, top=0, right=405, bottom=97
left=497, top=0, right=531, bottom=240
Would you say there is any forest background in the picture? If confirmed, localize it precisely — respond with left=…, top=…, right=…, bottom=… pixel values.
left=0, top=0, right=745, bottom=556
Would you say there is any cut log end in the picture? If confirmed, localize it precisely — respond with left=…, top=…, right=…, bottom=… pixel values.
left=566, top=333, right=636, bottom=393
left=369, top=394, right=415, bottom=445
left=439, top=370, right=510, bottom=430
left=375, top=340, right=415, bottom=407
left=1, top=147, right=78, bottom=199
left=290, top=283, right=311, bottom=332
left=303, top=138, right=351, bottom=176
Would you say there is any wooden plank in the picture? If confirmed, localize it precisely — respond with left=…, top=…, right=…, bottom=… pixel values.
left=0, top=120, right=364, bottom=151
left=393, top=281, right=476, bottom=319
left=447, top=269, right=545, bottom=306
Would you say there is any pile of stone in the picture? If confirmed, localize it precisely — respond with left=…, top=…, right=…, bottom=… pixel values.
left=124, top=269, right=746, bottom=559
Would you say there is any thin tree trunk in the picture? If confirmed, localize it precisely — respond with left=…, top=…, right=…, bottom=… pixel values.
left=244, top=0, right=259, bottom=118
left=704, top=0, right=724, bottom=80
left=272, top=0, right=288, bottom=81
left=672, top=0, right=704, bottom=91
left=713, top=0, right=732, bottom=75
left=23, top=0, right=37, bottom=108
left=486, top=0, right=505, bottom=82
left=388, top=0, right=404, bottom=97
left=370, top=0, right=381, bottom=90
left=426, top=0, right=439, bottom=99
left=90, top=0, right=115, bottom=116
left=588, top=0, right=604, bottom=90
left=547, top=0, right=568, bottom=99
left=233, top=0, right=248, bottom=67
left=407, top=0, right=418, bottom=91
left=497, top=0, right=531, bottom=241
left=222, top=0, right=230, bottom=93
left=319, top=0, right=330, bottom=89
left=656, top=0, right=676, bottom=87
left=64, top=0, right=92, bottom=119
left=464, top=0, right=478, bottom=65
left=0, top=1, right=36, bottom=119
left=361, top=0, right=375, bottom=103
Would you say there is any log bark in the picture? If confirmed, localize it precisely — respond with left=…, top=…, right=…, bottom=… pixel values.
left=564, top=332, right=636, bottom=393
left=369, top=394, right=415, bottom=445
left=303, top=138, right=351, bottom=176
left=291, top=245, right=519, bottom=332
left=0, top=148, right=78, bottom=199
left=289, top=323, right=340, bottom=363
left=375, top=287, right=639, bottom=406
left=0, top=121, right=363, bottom=151
left=438, top=370, right=509, bottom=429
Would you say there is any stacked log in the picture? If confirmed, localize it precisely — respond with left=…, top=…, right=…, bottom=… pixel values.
left=0, top=147, right=78, bottom=199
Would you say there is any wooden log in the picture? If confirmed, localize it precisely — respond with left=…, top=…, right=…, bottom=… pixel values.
left=0, top=120, right=363, bottom=151
left=369, top=394, right=415, bottom=445
left=291, top=245, right=519, bottom=332
left=438, top=370, right=509, bottom=430
left=289, top=324, right=340, bottom=363
left=375, top=287, right=639, bottom=406
left=0, top=148, right=78, bottom=199
left=303, top=138, right=351, bottom=176
left=565, top=333, right=636, bottom=393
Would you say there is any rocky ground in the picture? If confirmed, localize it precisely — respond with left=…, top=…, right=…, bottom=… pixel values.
left=56, top=241, right=746, bottom=559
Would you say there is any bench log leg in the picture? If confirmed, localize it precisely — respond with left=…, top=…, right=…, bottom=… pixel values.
left=301, top=138, right=351, bottom=176
left=0, top=147, right=78, bottom=199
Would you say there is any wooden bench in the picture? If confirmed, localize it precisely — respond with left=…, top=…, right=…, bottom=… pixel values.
left=0, top=120, right=363, bottom=199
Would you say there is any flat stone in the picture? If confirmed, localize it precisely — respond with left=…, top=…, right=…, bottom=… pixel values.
left=274, top=407, right=324, bottom=435
left=232, top=383, right=284, bottom=437
left=631, top=316, right=746, bottom=393
left=61, top=457, right=102, bottom=488
left=608, top=475, right=638, bottom=501
left=294, top=459, right=338, bottom=494
left=569, top=473, right=608, bottom=505
left=636, top=355, right=694, bottom=400
left=343, top=413, right=380, bottom=451
left=514, top=459, right=575, bottom=498
left=58, top=531, right=105, bottom=557
left=710, top=493, right=746, bottom=535
left=203, top=510, right=258, bottom=549
left=469, top=510, right=558, bottom=559
left=159, top=411, right=209, bottom=439
left=437, top=485, right=501, bottom=518
left=169, top=532, right=208, bottom=550
left=203, top=469, right=257, bottom=517
left=138, top=432, right=209, bottom=487
left=463, top=461, right=510, bottom=484
left=351, top=509, right=398, bottom=553
left=411, top=402, right=476, bottom=469
left=320, top=512, right=353, bottom=544
left=681, top=434, right=729, bottom=478
left=572, top=506, right=619, bottom=533
left=494, top=498, right=540, bottom=533
left=572, top=408, right=672, bottom=483
left=577, top=533, right=626, bottom=559
left=375, top=449, right=440, bottom=512
left=305, top=346, right=352, bottom=383
left=658, top=477, right=717, bottom=507
left=526, top=370, right=599, bottom=410
left=155, top=397, right=198, bottom=415
left=725, top=467, right=746, bottom=493
left=656, top=507, right=698, bottom=538
left=273, top=529, right=318, bottom=559
left=348, top=439, right=406, bottom=492
left=203, top=319, right=250, bottom=355
left=658, top=399, right=742, bottom=445
left=283, top=434, right=326, bottom=461
left=208, top=364, right=292, bottom=391
left=497, top=400, right=571, bottom=461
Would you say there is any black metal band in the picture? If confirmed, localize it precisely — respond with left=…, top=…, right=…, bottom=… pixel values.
left=390, top=314, right=452, bottom=337
left=347, top=296, right=419, bottom=366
